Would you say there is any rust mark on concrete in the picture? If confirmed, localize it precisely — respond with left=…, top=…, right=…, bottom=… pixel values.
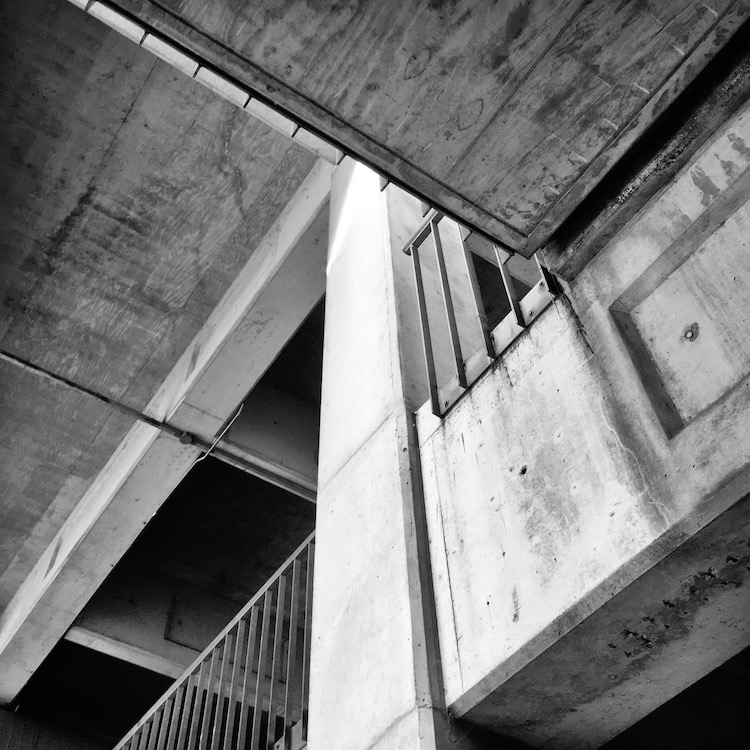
left=690, top=165, right=722, bottom=207
left=610, top=543, right=749, bottom=670
left=719, top=158, right=741, bottom=178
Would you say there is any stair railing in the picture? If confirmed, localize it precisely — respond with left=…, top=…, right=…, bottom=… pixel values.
left=113, top=532, right=315, bottom=750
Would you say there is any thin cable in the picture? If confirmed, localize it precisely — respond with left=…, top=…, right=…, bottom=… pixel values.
left=193, top=402, right=244, bottom=465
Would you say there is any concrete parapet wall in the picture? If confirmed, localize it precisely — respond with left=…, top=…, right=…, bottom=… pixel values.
left=417, top=100, right=750, bottom=741
left=419, top=297, right=672, bottom=707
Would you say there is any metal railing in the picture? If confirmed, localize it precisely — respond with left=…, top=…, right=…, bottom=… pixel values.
left=403, top=210, right=559, bottom=416
left=114, top=534, right=315, bottom=750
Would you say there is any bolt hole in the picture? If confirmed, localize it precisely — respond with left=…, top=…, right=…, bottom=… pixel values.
left=683, top=322, right=699, bottom=341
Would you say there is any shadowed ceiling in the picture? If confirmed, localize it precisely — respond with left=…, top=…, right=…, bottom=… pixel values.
left=0, top=0, right=318, bottom=610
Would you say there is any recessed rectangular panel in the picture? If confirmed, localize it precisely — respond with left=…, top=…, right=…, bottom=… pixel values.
left=632, top=205, right=750, bottom=421
left=611, top=164, right=750, bottom=436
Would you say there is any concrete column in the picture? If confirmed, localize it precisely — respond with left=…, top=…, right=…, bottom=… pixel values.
left=308, top=161, right=486, bottom=750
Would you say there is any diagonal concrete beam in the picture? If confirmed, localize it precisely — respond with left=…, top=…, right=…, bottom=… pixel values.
left=0, top=159, right=331, bottom=705
left=67, top=0, right=342, bottom=165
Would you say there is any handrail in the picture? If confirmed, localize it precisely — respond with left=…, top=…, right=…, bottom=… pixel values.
left=403, top=212, right=559, bottom=417
left=114, top=532, right=315, bottom=750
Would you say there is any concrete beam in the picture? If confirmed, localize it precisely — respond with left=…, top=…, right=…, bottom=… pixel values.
left=68, top=0, right=342, bottom=164
left=543, top=24, right=750, bottom=280
left=99, top=0, right=749, bottom=257
left=0, top=161, right=331, bottom=705
left=65, top=626, right=185, bottom=679
left=146, top=159, right=330, bottom=437
left=222, top=383, right=319, bottom=500
left=0, top=425, right=198, bottom=704
left=310, top=160, right=489, bottom=750
left=459, top=493, right=750, bottom=748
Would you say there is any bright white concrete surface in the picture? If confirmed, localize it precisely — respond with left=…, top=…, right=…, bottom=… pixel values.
left=0, top=162, right=332, bottom=704
left=311, top=161, right=475, bottom=750
left=414, top=100, right=750, bottom=746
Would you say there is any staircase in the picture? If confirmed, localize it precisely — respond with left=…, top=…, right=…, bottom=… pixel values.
left=113, top=534, right=314, bottom=750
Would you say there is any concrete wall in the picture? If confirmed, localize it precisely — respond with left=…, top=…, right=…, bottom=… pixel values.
left=310, top=161, right=497, bottom=750
left=416, top=98, right=750, bottom=734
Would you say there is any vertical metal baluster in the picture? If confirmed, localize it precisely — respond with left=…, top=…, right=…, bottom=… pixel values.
left=137, top=725, right=150, bottom=750
left=410, top=241, right=441, bottom=415
left=156, top=695, right=174, bottom=750
left=455, top=224, right=495, bottom=358
left=300, top=543, right=315, bottom=740
left=188, top=659, right=210, bottom=749
left=265, top=573, right=288, bottom=749
left=146, top=709, right=162, bottom=750
left=129, top=728, right=140, bottom=750
left=250, top=590, right=274, bottom=749
left=237, top=607, right=260, bottom=750
left=223, top=618, right=247, bottom=750
left=171, top=681, right=191, bottom=750
left=199, top=643, right=222, bottom=750
left=494, top=245, right=526, bottom=328
left=282, top=558, right=301, bottom=745
left=210, top=627, right=234, bottom=750
left=432, top=218, right=467, bottom=388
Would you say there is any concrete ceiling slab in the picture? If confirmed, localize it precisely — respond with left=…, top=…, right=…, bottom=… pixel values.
left=107, top=0, right=749, bottom=255
left=0, top=361, right=135, bottom=610
left=0, top=0, right=321, bottom=684
left=1, top=0, right=318, bottom=410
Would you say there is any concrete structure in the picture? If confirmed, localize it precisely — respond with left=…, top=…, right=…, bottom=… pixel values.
left=1, top=0, right=749, bottom=748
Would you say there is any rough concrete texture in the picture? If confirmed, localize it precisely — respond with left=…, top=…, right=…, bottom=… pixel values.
left=419, top=298, right=669, bottom=708
left=464, top=493, right=750, bottom=748
left=111, top=0, right=749, bottom=254
left=311, top=162, right=426, bottom=750
left=311, top=162, right=500, bottom=750
left=415, top=98, right=750, bottom=745
left=0, top=0, right=317, bottom=636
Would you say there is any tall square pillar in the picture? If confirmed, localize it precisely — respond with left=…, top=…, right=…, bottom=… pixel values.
left=308, top=161, right=489, bottom=750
